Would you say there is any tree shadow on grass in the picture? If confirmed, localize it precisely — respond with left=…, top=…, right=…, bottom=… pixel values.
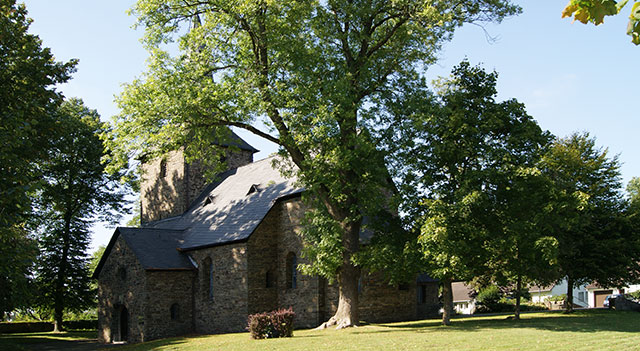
left=374, top=310, right=640, bottom=335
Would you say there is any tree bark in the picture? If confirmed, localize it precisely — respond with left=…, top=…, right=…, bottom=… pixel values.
left=514, top=274, right=521, bottom=320
left=442, top=277, right=453, bottom=326
left=565, top=276, right=574, bottom=313
left=316, top=218, right=361, bottom=329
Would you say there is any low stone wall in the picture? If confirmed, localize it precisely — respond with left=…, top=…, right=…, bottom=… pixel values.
left=615, top=296, right=640, bottom=312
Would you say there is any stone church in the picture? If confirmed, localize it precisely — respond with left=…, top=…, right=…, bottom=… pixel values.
left=93, top=133, right=439, bottom=343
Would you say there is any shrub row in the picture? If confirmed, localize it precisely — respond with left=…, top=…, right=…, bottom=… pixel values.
left=248, top=308, right=295, bottom=339
left=0, top=319, right=97, bottom=334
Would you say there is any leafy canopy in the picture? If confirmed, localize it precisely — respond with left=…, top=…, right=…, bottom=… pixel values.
left=562, top=0, right=640, bottom=44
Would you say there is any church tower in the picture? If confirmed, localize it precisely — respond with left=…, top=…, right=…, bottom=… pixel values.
left=139, top=132, right=258, bottom=224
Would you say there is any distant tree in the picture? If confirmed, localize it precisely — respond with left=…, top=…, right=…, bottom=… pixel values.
left=542, top=133, right=636, bottom=312
left=628, top=177, right=640, bottom=205
left=381, top=61, right=553, bottom=324
left=33, top=99, right=128, bottom=332
left=562, top=0, right=640, bottom=45
left=0, top=0, right=76, bottom=319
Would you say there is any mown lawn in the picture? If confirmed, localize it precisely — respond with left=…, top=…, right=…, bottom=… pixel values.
left=118, top=310, right=640, bottom=351
left=2, top=310, right=639, bottom=350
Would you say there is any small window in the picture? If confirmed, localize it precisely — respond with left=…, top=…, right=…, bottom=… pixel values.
left=204, top=195, right=215, bottom=206
left=286, top=252, right=297, bottom=289
left=418, top=284, right=427, bottom=304
left=246, top=184, right=261, bottom=196
left=117, top=267, right=127, bottom=281
left=160, top=159, right=167, bottom=178
left=398, top=283, right=409, bottom=291
left=170, top=303, right=179, bottom=320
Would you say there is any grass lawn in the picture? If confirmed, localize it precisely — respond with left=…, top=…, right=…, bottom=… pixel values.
left=115, top=310, right=640, bottom=351
left=0, top=330, right=97, bottom=350
left=2, top=310, right=639, bottom=350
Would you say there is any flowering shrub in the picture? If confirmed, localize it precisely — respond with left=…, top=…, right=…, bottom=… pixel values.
left=248, top=307, right=295, bottom=339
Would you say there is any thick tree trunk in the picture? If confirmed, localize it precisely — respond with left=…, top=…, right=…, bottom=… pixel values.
left=565, top=276, right=574, bottom=313
left=316, top=219, right=361, bottom=329
left=514, top=274, right=521, bottom=320
left=442, top=277, right=453, bottom=326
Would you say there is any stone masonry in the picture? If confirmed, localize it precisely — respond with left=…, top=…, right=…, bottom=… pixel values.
left=97, top=237, right=147, bottom=343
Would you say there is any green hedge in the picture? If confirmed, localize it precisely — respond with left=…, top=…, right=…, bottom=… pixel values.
left=0, top=320, right=97, bottom=333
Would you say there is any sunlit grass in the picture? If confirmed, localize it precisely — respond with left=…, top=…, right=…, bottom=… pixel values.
left=117, top=310, right=640, bottom=351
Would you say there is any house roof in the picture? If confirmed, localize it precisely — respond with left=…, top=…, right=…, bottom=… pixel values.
left=93, top=227, right=196, bottom=278
left=218, top=130, right=259, bottom=153
left=452, top=282, right=474, bottom=303
left=529, top=284, right=554, bottom=293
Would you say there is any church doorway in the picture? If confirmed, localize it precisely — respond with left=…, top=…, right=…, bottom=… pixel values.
left=115, top=305, right=128, bottom=342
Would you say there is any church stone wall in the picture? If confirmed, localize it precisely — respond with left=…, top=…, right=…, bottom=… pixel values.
left=144, top=271, right=195, bottom=340
left=247, top=204, right=280, bottom=315
left=189, top=243, right=249, bottom=334
left=358, top=272, right=417, bottom=323
left=276, top=198, right=322, bottom=328
left=140, top=150, right=186, bottom=224
left=97, top=237, right=147, bottom=343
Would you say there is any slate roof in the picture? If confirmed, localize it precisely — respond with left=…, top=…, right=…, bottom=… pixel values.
left=119, top=227, right=194, bottom=270
left=219, top=130, right=259, bottom=153
left=452, top=282, right=475, bottom=302
left=145, top=156, right=303, bottom=250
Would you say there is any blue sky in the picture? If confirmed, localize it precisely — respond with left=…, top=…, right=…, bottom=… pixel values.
left=21, top=1, right=639, bottom=250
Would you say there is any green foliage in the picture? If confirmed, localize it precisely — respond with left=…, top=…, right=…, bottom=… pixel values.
left=542, top=133, right=636, bottom=293
left=381, top=61, right=555, bottom=317
left=562, top=0, right=640, bottom=44
left=476, top=286, right=502, bottom=306
left=32, top=99, right=129, bottom=329
left=0, top=0, right=76, bottom=320
left=548, top=294, right=567, bottom=302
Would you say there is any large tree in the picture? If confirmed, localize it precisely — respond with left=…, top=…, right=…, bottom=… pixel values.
left=0, top=0, right=76, bottom=319
left=379, top=61, right=553, bottom=324
left=108, top=0, right=520, bottom=329
left=542, top=133, right=636, bottom=312
left=33, top=99, right=127, bottom=332
left=107, top=0, right=520, bottom=328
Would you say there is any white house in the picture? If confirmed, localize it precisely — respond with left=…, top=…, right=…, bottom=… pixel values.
left=452, top=281, right=476, bottom=314
left=529, top=280, right=589, bottom=308
left=585, top=283, right=640, bottom=308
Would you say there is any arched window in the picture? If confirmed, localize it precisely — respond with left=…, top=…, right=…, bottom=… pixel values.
left=286, top=252, right=297, bottom=289
left=170, top=303, right=179, bottom=320
left=159, top=159, right=167, bottom=178
left=203, top=257, right=213, bottom=301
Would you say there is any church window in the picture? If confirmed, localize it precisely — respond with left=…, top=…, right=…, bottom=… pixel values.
left=117, top=267, right=127, bottom=281
left=170, top=303, right=179, bottom=320
left=418, top=285, right=427, bottom=304
left=286, top=252, right=297, bottom=289
left=266, top=269, right=275, bottom=288
left=159, top=159, right=167, bottom=178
